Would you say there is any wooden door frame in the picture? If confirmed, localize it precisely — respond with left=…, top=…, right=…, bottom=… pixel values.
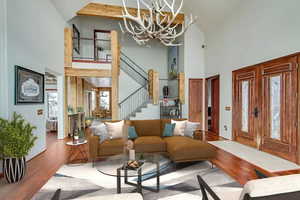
left=204, top=75, right=220, bottom=135
left=189, top=79, right=204, bottom=124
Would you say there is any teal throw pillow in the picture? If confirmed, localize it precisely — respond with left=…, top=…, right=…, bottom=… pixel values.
left=128, top=126, right=138, bottom=139
left=163, top=123, right=176, bottom=137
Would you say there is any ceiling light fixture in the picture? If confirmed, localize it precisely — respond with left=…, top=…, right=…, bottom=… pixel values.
left=119, top=0, right=196, bottom=46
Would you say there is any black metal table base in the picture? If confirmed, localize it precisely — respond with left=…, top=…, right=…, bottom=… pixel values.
left=117, top=162, right=160, bottom=194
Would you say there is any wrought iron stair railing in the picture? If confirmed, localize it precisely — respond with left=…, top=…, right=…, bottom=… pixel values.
left=119, top=52, right=150, bottom=119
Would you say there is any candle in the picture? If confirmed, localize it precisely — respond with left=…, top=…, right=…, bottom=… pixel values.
left=129, top=149, right=135, bottom=161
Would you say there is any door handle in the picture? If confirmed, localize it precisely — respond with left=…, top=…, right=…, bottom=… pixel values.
left=253, top=107, right=259, bottom=118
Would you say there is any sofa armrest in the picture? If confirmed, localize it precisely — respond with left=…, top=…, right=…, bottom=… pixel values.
left=240, top=174, right=300, bottom=200
left=88, top=135, right=99, bottom=161
left=193, top=130, right=203, bottom=140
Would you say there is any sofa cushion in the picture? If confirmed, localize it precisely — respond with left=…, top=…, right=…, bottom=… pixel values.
left=98, top=138, right=125, bottom=156
left=160, top=119, right=187, bottom=135
left=163, top=123, right=176, bottom=137
left=164, top=136, right=216, bottom=162
left=171, top=120, right=187, bottom=136
left=105, top=120, right=124, bottom=139
left=128, top=126, right=138, bottom=139
left=134, top=136, right=166, bottom=153
left=131, top=120, right=161, bottom=137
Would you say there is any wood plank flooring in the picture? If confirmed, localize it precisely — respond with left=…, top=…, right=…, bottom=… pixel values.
left=0, top=131, right=299, bottom=200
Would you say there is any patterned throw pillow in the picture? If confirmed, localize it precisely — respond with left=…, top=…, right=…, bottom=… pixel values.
left=171, top=120, right=187, bottom=136
left=92, top=123, right=109, bottom=143
left=128, top=126, right=138, bottom=139
left=163, top=123, right=176, bottom=137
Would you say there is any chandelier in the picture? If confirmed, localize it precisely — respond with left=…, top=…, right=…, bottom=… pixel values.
left=119, top=0, right=195, bottom=46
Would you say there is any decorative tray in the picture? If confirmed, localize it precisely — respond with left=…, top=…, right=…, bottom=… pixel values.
left=123, top=160, right=144, bottom=171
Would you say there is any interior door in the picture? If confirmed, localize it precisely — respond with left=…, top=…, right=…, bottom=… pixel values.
left=233, top=67, right=259, bottom=148
left=210, top=77, right=220, bottom=134
left=189, top=79, right=203, bottom=123
left=260, top=56, right=298, bottom=162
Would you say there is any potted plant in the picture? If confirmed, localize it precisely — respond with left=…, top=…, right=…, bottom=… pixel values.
left=0, top=112, right=37, bottom=183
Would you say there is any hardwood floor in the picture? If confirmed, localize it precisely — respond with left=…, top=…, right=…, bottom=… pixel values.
left=0, top=131, right=299, bottom=200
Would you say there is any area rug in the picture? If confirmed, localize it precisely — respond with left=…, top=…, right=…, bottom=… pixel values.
left=209, top=141, right=300, bottom=172
left=32, top=161, right=240, bottom=200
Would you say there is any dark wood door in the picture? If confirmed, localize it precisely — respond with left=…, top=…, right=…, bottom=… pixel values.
left=210, top=77, right=220, bottom=134
left=260, top=56, right=298, bottom=162
left=189, top=79, right=203, bottom=123
left=233, top=67, right=259, bottom=148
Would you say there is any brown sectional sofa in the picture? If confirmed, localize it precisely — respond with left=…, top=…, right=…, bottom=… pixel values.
left=88, top=119, right=216, bottom=163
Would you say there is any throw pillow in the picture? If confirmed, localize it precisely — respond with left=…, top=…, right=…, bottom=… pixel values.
left=163, top=123, right=176, bottom=137
left=91, top=120, right=101, bottom=127
left=171, top=120, right=187, bottom=136
left=92, top=123, right=109, bottom=143
left=185, top=121, right=201, bottom=138
left=105, top=120, right=124, bottom=139
left=128, top=126, right=138, bottom=139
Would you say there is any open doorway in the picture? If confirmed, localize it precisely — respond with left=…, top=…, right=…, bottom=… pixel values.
left=205, top=75, right=220, bottom=135
left=45, top=72, right=58, bottom=147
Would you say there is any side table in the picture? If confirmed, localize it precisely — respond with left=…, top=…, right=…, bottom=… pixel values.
left=66, top=140, right=88, bottom=164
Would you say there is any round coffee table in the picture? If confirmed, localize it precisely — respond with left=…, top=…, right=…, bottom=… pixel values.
left=95, top=153, right=171, bottom=194
left=66, top=140, right=88, bottom=164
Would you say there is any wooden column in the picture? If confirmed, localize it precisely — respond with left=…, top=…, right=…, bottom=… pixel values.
left=111, top=30, right=120, bottom=120
left=148, top=69, right=159, bottom=105
left=76, top=77, right=84, bottom=109
left=178, top=72, right=185, bottom=104
left=95, top=89, right=100, bottom=111
left=64, top=28, right=72, bottom=68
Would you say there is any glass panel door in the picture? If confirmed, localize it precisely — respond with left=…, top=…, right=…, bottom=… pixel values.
left=241, top=81, right=249, bottom=132
left=270, top=76, right=281, bottom=140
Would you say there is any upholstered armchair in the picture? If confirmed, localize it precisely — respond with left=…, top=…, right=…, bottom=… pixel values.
left=197, top=174, right=300, bottom=200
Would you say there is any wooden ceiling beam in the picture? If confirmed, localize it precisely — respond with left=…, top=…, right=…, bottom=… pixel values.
left=77, top=3, right=185, bottom=25
left=65, top=68, right=111, bottom=77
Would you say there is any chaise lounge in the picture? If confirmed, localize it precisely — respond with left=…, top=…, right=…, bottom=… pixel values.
left=88, top=119, right=217, bottom=163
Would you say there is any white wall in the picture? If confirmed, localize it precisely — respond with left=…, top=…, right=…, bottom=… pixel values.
left=6, top=0, right=66, bottom=161
left=205, top=0, right=300, bottom=139
left=182, top=24, right=206, bottom=119
left=0, top=0, right=8, bottom=120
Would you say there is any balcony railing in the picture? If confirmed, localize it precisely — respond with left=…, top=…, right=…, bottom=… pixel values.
left=72, top=37, right=112, bottom=63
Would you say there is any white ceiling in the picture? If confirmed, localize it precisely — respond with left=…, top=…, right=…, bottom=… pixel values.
left=84, top=77, right=112, bottom=88
left=51, top=0, right=241, bottom=33
left=183, top=0, right=241, bottom=32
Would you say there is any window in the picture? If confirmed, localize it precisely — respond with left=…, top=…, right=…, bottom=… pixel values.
left=241, top=81, right=249, bottom=132
left=47, top=92, right=58, bottom=119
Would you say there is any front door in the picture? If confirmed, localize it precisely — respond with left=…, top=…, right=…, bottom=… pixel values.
left=260, top=56, right=298, bottom=162
left=233, top=67, right=259, bottom=148
left=233, top=55, right=299, bottom=162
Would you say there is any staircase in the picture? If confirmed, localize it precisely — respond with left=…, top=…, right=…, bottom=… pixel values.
left=119, top=52, right=150, bottom=120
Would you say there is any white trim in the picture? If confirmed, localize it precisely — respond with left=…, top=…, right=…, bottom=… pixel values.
left=56, top=75, right=65, bottom=139
left=0, top=0, right=8, bottom=119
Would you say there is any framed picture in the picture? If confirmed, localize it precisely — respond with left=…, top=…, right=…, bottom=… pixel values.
left=73, top=24, right=80, bottom=54
left=15, top=66, right=45, bottom=104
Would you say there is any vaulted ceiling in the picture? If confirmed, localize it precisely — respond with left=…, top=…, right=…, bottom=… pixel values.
left=51, top=0, right=241, bottom=33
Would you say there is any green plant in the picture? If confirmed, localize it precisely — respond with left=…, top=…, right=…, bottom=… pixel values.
left=0, top=112, right=37, bottom=158
left=67, top=106, right=74, bottom=114
left=77, top=107, right=84, bottom=113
